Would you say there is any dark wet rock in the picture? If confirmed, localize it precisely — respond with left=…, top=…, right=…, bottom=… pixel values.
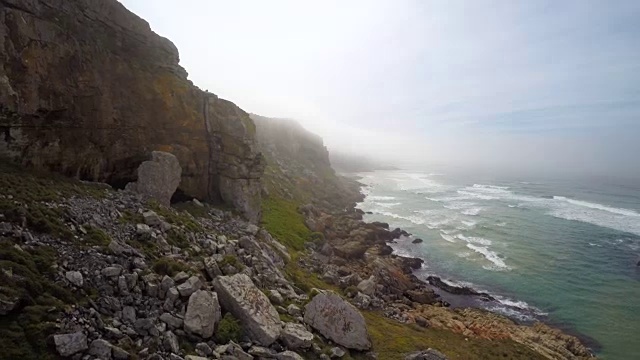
left=427, top=276, right=495, bottom=300
left=411, top=238, right=423, bottom=244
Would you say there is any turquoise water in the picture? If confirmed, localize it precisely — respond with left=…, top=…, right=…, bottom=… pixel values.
left=356, top=170, right=640, bottom=359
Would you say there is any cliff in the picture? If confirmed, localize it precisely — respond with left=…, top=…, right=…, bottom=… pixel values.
left=251, top=114, right=361, bottom=211
left=0, top=0, right=264, bottom=221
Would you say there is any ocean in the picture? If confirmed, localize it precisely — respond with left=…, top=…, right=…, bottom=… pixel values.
left=355, top=169, right=640, bottom=360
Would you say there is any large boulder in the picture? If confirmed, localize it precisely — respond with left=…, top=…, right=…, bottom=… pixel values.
left=53, top=332, right=88, bottom=357
left=125, top=151, right=181, bottom=206
left=184, top=290, right=222, bottom=338
left=212, top=274, right=281, bottom=345
left=303, top=292, right=371, bottom=350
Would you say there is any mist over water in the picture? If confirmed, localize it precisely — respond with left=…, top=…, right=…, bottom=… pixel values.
left=356, top=169, right=640, bottom=360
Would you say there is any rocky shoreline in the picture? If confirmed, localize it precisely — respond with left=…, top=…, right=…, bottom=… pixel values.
left=295, top=177, right=596, bottom=360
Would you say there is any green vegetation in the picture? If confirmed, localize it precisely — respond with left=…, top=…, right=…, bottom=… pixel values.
left=0, top=240, right=80, bottom=360
left=119, top=210, right=144, bottom=224
left=363, top=311, right=546, bottom=360
left=172, top=201, right=210, bottom=219
left=0, top=161, right=108, bottom=241
left=82, top=226, right=111, bottom=247
left=218, top=255, right=244, bottom=271
left=261, top=197, right=310, bottom=251
left=152, top=257, right=190, bottom=277
left=166, top=229, right=190, bottom=249
left=148, top=200, right=203, bottom=233
left=215, top=313, right=243, bottom=344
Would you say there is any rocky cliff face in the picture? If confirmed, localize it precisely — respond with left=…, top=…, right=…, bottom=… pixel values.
left=0, top=0, right=264, bottom=221
left=251, top=114, right=361, bottom=210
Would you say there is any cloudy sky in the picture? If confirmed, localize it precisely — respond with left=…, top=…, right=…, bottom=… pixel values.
left=121, top=0, right=640, bottom=178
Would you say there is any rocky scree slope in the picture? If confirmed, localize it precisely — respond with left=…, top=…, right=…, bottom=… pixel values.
left=0, top=0, right=264, bottom=222
left=0, top=162, right=375, bottom=360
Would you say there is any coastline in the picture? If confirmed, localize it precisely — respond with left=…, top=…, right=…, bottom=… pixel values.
left=320, top=175, right=599, bottom=358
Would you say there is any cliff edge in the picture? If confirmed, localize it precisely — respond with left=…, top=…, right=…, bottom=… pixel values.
left=0, top=0, right=264, bottom=221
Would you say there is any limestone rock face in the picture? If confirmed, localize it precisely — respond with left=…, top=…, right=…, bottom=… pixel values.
left=183, top=290, right=221, bottom=338
left=125, top=151, right=181, bottom=206
left=0, top=0, right=264, bottom=221
left=303, top=292, right=371, bottom=350
left=212, top=274, right=281, bottom=345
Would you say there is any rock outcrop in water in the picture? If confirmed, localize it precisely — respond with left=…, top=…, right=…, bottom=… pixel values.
left=0, top=0, right=264, bottom=221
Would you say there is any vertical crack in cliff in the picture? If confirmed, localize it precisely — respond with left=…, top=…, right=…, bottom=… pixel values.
left=203, top=92, right=215, bottom=201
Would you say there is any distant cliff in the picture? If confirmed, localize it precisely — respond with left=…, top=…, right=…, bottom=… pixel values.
left=0, top=0, right=264, bottom=221
left=330, top=151, right=400, bottom=173
left=251, top=114, right=361, bottom=210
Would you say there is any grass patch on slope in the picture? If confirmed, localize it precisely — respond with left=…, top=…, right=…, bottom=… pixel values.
left=261, top=197, right=310, bottom=251
left=363, top=311, right=546, bottom=360
left=0, top=240, right=80, bottom=360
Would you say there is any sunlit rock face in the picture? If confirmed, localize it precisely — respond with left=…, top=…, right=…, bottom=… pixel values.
left=0, top=0, right=264, bottom=221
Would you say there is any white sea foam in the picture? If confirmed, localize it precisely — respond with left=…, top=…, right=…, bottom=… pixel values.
left=461, top=207, right=484, bottom=216
left=440, top=233, right=456, bottom=243
left=460, top=220, right=477, bottom=228
left=456, top=190, right=498, bottom=201
left=553, top=196, right=640, bottom=217
left=369, top=195, right=397, bottom=201
left=466, top=243, right=510, bottom=270
left=457, top=234, right=492, bottom=246
left=375, top=202, right=401, bottom=208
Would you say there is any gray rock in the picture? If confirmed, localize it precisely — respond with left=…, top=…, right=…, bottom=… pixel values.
left=102, top=266, right=123, bottom=277
left=276, top=350, right=305, bottom=360
left=280, top=323, right=314, bottom=350
left=143, top=210, right=162, bottom=226
left=173, top=271, right=190, bottom=283
left=112, top=345, right=130, bottom=360
left=89, top=339, right=112, bottom=359
left=65, top=271, right=84, bottom=287
left=177, top=276, right=202, bottom=297
left=185, top=356, right=208, bottom=360
left=161, top=275, right=176, bottom=296
left=184, top=290, right=221, bottom=338
left=268, top=289, right=284, bottom=305
left=195, top=342, right=213, bottom=356
left=204, top=257, right=222, bottom=278
left=330, top=347, right=346, bottom=358
left=54, top=332, right=88, bottom=357
left=160, top=312, right=184, bottom=329
left=286, top=304, right=302, bottom=317
left=136, top=223, right=152, bottom=235
left=405, top=349, right=448, bottom=360
left=122, top=306, right=136, bottom=324
left=304, top=292, right=371, bottom=350
left=353, top=292, right=371, bottom=309
left=125, top=151, right=182, bottom=206
left=248, top=345, right=275, bottom=357
left=415, top=316, right=429, bottom=328
left=134, top=318, right=155, bottom=335
left=164, top=330, right=180, bottom=354
left=357, top=276, right=376, bottom=296
left=213, top=274, right=282, bottom=346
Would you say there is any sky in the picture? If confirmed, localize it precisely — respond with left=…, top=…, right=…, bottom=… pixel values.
left=120, top=0, right=640, bottom=178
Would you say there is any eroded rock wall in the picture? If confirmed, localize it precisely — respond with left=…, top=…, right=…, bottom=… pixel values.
left=0, top=0, right=264, bottom=221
